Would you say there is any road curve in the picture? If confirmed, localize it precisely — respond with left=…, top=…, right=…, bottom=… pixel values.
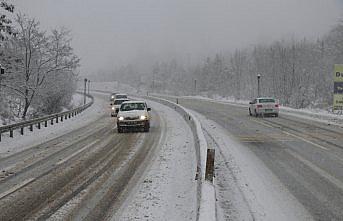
left=0, top=94, right=165, bottom=220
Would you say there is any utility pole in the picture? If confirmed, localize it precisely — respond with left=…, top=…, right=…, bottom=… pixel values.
left=257, top=74, right=261, bottom=97
left=152, top=73, right=155, bottom=93
left=87, top=80, right=90, bottom=95
left=194, top=79, right=197, bottom=95
left=84, top=78, right=87, bottom=105
left=0, top=65, right=5, bottom=93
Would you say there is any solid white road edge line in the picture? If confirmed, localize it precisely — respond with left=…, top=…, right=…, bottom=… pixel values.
left=56, top=139, right=99, bottom=166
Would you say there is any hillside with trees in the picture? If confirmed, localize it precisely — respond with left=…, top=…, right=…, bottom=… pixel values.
left=0, top=1, right=79, bottom=124
left=113, top=20, right=343, bottom=109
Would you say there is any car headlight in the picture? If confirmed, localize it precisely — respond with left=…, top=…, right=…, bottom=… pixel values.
left=112, top=106, right=115, bottom=110
left=140, top=115, right=147, bottom=120
left=118, top=116, right=124, bottom=121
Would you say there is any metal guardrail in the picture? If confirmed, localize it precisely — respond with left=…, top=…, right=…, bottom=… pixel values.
left=0, top=93, right=94, bottom=142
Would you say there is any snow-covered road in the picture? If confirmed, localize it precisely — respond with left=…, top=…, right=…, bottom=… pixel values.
left=114, top=100, right=197, bottom=221
left=0, top=91, right=199, bottom=220
left=159, top=95, right=343, bottom=221
left=190, top=110, right=313, bottom=221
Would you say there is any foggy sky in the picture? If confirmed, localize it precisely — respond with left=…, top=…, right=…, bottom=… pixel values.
left=12, top=0, right=343, bottom=76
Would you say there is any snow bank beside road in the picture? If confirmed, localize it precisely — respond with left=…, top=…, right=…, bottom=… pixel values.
left=144, top=95, right=216, bottom=221
left=0, top=94, right=107, bottom=157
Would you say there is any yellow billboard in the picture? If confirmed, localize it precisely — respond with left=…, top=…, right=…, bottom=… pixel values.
left=333, top=94, right=343, bottom=110
left=334, top=64, right=343, bottom=82
left=334, top=64, right=343, bottom=109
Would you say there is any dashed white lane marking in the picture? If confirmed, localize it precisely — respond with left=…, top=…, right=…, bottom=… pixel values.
left=251, top=119, right=329, bottom=150
left=56, top=139, right=99, bottom=166
left=286, top=149, right=343, bottom=191
left=0, top=177, right=35, bottom=199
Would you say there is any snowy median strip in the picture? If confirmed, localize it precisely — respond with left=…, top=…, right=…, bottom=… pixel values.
left=144, top=95, right=216, bottom=221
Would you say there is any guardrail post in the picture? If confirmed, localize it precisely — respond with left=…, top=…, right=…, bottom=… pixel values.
left=69, top=113, right=71, bottom=118
left=30, top=124, right=33, bottom=132
left=56, top=116, right=59, bottom=123
left=21, top=127, right=24, bottom=135
left=45, top=121, right=48, bottom=127
left=10, top=130, right=13, bottom=138
left=0, top=133, right=1, bottom=142
left=51, top=119, right=54, bottom=125
left=205, top=149, right=215, bottom=183
left=65, top=115, right=67, bottom=120
left=61, top=116, right=63, bottom=122
left=38, top=122, right=41, bottom=129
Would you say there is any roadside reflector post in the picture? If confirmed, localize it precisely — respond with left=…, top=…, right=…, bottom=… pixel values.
left=21, top=127, right=24, bottom=135
left=205, top=149, right=215, bottom=183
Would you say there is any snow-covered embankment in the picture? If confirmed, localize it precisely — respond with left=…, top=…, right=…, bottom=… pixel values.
left=145, top=95, right=216, bottom=221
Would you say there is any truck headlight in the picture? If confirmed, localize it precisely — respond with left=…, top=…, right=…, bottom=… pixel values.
left=118, top=116, right=124, bottom=121
left=112, top=106, right=115, bottom=110
left=140, top=115, right=147, bottom=120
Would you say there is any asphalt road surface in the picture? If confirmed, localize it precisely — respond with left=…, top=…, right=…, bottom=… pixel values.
left=164, top=96, right=343, bottom=221
left=0, top=94, right=164, bottom=221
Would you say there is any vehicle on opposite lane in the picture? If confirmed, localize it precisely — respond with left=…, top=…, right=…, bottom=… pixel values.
left=117, top=101, right=151, bottom=133
left=249, top=97, right=279, bottom=117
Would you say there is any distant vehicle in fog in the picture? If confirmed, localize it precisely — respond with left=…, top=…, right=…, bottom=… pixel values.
left=110, top=93, right=117, bottom=101
left=115, top=93, right=128, bottom=99
left=111, top=98, right=130, bottom=117
left=249, top=97, right=279, bottom=117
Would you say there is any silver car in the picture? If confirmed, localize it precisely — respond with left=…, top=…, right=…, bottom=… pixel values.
left=249, top=97, right=279, bottom=117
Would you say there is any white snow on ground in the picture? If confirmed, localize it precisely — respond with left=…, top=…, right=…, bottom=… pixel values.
left=0, top=94, right=108, bottom=158
left=189, top=109, right=314, bottom=221
left=115, top=100, right=197, bottom=221
left=70, top=93, right=84, bottom=108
